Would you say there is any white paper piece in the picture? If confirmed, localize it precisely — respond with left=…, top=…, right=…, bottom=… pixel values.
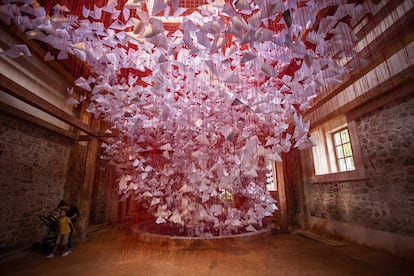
left=150, top=197, right=160, bottom=206
left=74, top=77, right=92, bottom=91
left=66, top=97, right=79, bottom=105
left=156, top=216, right=166, bottom=224
left=2, top=44, right=32, bottom=58
left=169, top=210, right=184, bottom=225
left=125, top=0, right=144, bottom=9
left=246, top=225, right=257, bottom=232
left=142, top=191, right=153, bottom=197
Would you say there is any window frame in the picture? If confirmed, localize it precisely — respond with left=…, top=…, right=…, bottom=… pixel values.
left=311, top=120, right=366, bottom=183
left=265, top=159, right=277, bottom=192
left=332, top=127, right=355, bottom=172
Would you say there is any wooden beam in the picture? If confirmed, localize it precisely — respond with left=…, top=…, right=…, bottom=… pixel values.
left=1, top=22, right=100, bottom=138
left=305, top=6, right=414, bottom=117
left=77, top=135, right=91, bottom=141
left=355, top=0, right=406, bottom=40
left=77, top=137, right=100, bottom=239
left=0, top=101, right=77, bottom=139
left=309, top=65, right=414, bottom=128
left=276, top=161, right=288, bottom=232
left=293, top=149, right=308, bottom=229
left=1, top=24, right=71, bottom=83
left=346, top=77, right=414, bottom=121
left=0, top=74, right=100, bottom=136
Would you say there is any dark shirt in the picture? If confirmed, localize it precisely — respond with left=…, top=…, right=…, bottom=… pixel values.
left=66, top=206, right=80, bottom=224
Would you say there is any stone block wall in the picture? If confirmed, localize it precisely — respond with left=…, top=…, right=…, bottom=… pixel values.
left=310, top=93, right=414, bottom=235
left=0, top=111, right=71, bottom=253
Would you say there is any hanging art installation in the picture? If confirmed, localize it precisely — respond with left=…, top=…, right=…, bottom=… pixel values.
left=0, top=0, right=376, bottom=236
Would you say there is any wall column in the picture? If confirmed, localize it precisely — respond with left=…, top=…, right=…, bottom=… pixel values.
left=276, top=161, right=288, bottom=232
left=77, top=137, right=99, bottom=239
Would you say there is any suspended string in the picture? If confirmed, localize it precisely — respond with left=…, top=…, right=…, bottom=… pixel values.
left=392, top=0, right=414, bottom=77
left=377, top=1, right=393, bottom=88
left=12, top=0, right=394, bottom=237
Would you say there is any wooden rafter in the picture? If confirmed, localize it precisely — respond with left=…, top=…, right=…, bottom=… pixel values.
left=0, top=74, right=100, bottom=137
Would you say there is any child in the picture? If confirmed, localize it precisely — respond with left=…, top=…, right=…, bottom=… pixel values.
left=57, top=200, right=79, bottom=252
left=46, top=209, right=73, bottom=258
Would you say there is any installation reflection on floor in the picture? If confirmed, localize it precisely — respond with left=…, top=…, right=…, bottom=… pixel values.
left=0, top=223, right=413, bottom=276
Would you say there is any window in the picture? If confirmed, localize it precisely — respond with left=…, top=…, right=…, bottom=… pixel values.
left=332, top=128, right=355, bottom=172
left=219, top=189, right=233, bottom=203
left=310, top=116, right=365, bottom=182
left=265, top=160, right=277, bottom=191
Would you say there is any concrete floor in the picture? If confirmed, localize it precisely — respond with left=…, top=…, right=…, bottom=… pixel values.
left=0, top=223, right=413, bottom=276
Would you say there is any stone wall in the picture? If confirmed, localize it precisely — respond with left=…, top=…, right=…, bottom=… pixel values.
left=309, top=94, right=414, bottom=235
left=0, top=111, right=71, bottom=253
